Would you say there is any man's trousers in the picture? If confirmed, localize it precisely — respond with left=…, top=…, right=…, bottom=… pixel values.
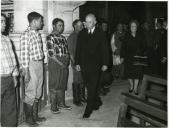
left=1, top=76, right=17, bottom=127
left=24, top=60, right=43, bottom=105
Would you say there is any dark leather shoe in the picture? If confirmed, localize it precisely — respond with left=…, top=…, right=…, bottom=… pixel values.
left=58, top=104, right=72, bottom=110
left=25, top=118, right=39, bottom=127
left=83, top=113, right=91, bottom=118
left=93, top=105, right=100, bottom=110
left=74, top=102, right=83, bottom=106
left=83, top=109, right=92, bottom=118
left=134, top=91, right=139, bottom=95
left=51, top=108, right=61, bottom=114
left=36, top=116, right=46, bottom=122
left=97, top=98, right=103, bottom=107
left=129, top=88, right=133, bottom=93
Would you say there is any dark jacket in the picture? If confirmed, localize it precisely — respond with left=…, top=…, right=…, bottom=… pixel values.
left=75, top=27, right=109, bottom=72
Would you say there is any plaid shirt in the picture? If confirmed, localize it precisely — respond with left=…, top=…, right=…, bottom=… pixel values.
left=20, top=27, right=44, bottom=68
left=46, top=33, right=69, bottom=57
left=0, top=35, right=19, bottom=76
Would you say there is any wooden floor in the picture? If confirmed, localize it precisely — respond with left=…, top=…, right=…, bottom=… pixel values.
left=19, top=80, right=130, bottom=127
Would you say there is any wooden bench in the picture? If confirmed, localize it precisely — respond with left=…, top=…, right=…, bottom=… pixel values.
left=117, top=74, right=167, bottom=127
left=117, top=92, right=167, bottom=127
left=140, top=74, right=167, bottom=106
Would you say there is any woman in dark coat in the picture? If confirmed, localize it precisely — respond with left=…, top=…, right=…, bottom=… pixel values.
left=121, top=20, right=147, bottom=95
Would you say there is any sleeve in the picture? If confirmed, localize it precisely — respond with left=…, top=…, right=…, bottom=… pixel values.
left=160, top=30, right=167, bottom=58
left=20, top=32, right=30, bottom=68
left=63, top=36, right=69, bottom=55
left=12, top=65, right=19, bottom=76
left=120, top=36, right=127, bottom=59
left=110, top=33, right=117, bottom=53
left=8, top=39, right=19, bottom=76
left=140, top=34, right=147, bottom=56
left=75, top=32, right=82, bottom=65
left=67, top=35, right=74, bottom=56
left=101, top=32, right=110, bottom=66
left=42, top=37, right=48, bottom=64
left=46, top=35, right=55, bottom=58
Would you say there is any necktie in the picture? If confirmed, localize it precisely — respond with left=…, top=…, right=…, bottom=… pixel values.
left=88, top=30, right=92, bottom=35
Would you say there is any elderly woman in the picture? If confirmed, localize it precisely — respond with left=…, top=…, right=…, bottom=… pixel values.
left=46, top=18, right=71, bottom=114
left=121, top=20, right=147, bottom=95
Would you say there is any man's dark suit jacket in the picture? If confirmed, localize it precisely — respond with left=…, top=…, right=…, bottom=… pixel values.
left=75, top=27, right=109, bottom=80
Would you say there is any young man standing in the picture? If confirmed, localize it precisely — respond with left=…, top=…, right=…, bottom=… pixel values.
left=67, top=19, right=86, bottom=106
left=20, top=11, right=46, bottom=126
left=1, top=13, right=19, bottom=127
left=46, top=18, right=71, bottom=114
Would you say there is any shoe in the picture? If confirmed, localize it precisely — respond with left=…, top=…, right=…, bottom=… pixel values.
left=73, top=102, right=83, bottom=106
left=58, top=104, right=72, bottom=110
left=97, top=98, right=103, bottom=107
left=57, top=90, right=72, bottom=110
left=99, top=89, right=106, bottom=96
left=83, top=113, right=91, bottom=118
left=51, top=108, right=61, bottom=114
left=129, top=88, right=133, bottom=93
left=83, top=106, right=93, bottom=118
left=25, top=118, right=39, bottom=127
left=83, top=110, right=92, bottom=118
left=134, top=91, right=139, bottom=95
left=93, top=105, right=100, bottom=110
left=103, top=88, right=110, bottom=93
left=24, top=103, right=39, bottom=127
left=33, top=101, right=46, bottom=122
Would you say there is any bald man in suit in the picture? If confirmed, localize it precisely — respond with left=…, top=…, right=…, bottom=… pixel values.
left=75, top=14, right=109, bottom=118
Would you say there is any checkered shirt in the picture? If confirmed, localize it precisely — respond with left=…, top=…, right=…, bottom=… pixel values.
left=0, top=35, right=19, bottom=76
left=46, top=33, right=69, bottom=57
left=20, top=27, right=44, bottom=68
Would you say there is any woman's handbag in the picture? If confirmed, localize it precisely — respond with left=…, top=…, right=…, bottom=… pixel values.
left=132, top=55, right=148, bottom=66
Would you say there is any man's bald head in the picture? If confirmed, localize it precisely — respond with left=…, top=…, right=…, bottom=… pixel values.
left=85, top=13, right=97, bottom=30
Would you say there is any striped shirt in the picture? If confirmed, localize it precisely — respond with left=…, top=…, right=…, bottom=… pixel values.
left=20, top=27, right=44, bottom=68
left=0, top=35, right=19, bottom=76
left=46, top=33, right=69, bottom=57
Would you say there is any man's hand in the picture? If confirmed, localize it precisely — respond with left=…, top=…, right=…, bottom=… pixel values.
left=52, top=57, right=66, bottom=69
left=25, top=72, right=30, bottom=84
left=120, top=58, right=124, bottom=64
left=13, top=76, right=18, bottom=87
left=101, top=65, right=108, bottom=72
left=70, top=55, right=75, bottom=64
left=161, top=57, right=167, bottom=63
left=23, top=68, right=30, bottom=84
left=75, top=65, right=81, bottom=71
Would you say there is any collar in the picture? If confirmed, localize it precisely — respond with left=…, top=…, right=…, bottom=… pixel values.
left=27, top=26, right=39, bottom=34
left=88, top=26, right=95, bottom=34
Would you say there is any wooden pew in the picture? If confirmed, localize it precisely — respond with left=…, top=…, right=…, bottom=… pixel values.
left=139, top=74, right=167, bottom=107
left=117, top=93, right=167, bottom=127
left=117, top=74, right=167, bottom=127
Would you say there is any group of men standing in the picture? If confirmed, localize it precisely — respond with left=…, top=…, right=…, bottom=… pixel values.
left=1, top=11, right=110, bottom=127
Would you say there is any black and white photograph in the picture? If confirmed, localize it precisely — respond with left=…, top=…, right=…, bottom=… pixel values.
left=1, top=0, right=167, bottom=127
